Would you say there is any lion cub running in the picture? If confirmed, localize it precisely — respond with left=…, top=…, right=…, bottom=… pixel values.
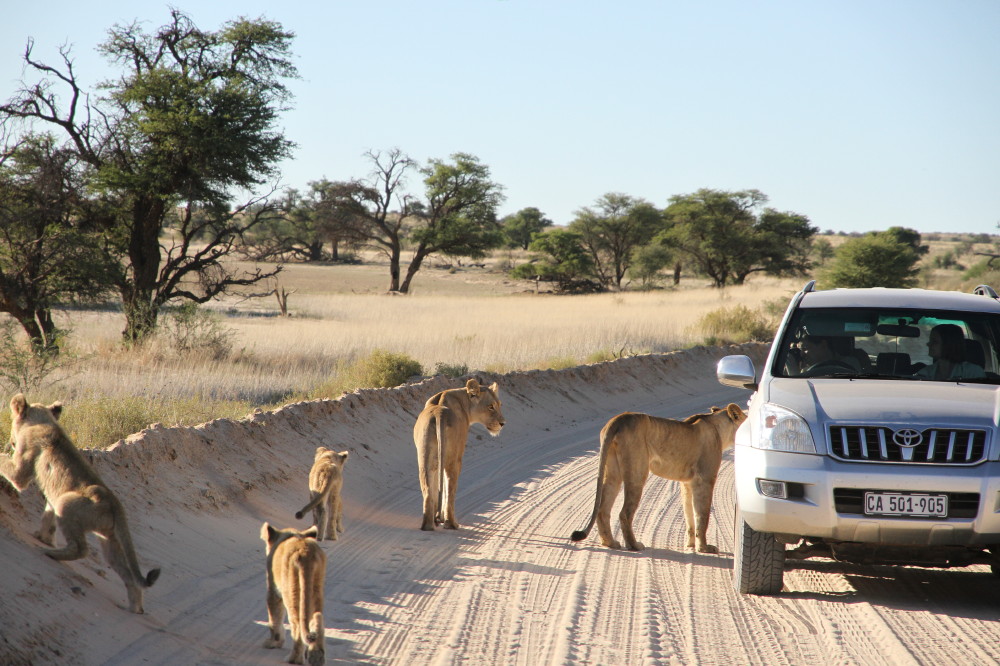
left=295, top=447, right=349, bottom=540
left=261, top=523, right=326, bottom=666
left=0, top=394, right=160, bottom=613
left=413, top=378, right=504, bottom=530
left=571, top=404, right=747, bottom=553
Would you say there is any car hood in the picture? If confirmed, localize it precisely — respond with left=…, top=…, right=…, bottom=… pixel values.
left=765, top=378, right=1000, bottom=429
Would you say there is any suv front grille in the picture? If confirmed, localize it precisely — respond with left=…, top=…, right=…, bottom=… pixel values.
left=828, top=426, right=987, bottom=465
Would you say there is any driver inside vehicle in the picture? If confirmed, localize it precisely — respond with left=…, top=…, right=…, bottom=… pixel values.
left=787, top=334, right=862, bottom=376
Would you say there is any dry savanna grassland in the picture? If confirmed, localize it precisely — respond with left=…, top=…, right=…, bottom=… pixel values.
left=2, top=234, right=996, bottom=449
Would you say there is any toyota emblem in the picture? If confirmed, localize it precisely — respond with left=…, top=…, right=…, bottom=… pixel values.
left=892, top=428, right=923, bottom=448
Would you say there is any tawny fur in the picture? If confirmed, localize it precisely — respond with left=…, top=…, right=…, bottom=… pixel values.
left=571, top=404, right=747, bottom=553
left=0, top=393, right=160, bottom=613
left=261, top=523, right=327, bottom=666
left=294, top=447, right=349, bottom=541
left=412, top=378, right=505, bottom=531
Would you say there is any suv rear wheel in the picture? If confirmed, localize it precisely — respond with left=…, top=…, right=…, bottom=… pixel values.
left=733, top=501, right=785, bottom=594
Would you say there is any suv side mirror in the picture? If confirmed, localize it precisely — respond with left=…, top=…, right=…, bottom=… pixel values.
left=717, top=355, right=757, bottom=390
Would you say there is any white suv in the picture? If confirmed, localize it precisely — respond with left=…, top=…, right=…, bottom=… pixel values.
left=717, top=281, right=1000, bottom=594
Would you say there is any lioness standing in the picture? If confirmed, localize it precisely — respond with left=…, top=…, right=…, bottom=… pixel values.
left=260, top=522, right=326, bottom=666
left=413, top=378, right=504, bottom=530
left=294, top=447, right=349, bottom=540
left=0, top=394, right=160, bottom=613
left=571, top=404, right=747, bottom=553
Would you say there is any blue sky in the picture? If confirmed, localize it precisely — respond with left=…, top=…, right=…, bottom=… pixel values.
left=3, top=1, right=999, bottom=234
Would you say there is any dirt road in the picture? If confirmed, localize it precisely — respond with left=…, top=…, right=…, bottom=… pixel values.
left=1, top=345, right=998, bottom=665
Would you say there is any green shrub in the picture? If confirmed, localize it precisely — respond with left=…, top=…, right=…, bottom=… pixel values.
left=695, top=304, right=774, bottom=345
left=161, top=302, right=234, bottom=360
left=434, top=362, right=469, bottom=378
left=349, top=349, right=423, bottom=387
left=0, top=320, right=74, bottom=394
left=536, top=355, right=578, bottom=370
left=309, top=349, right=424, bottom=400
left=585, top=349, right=615, bottom=364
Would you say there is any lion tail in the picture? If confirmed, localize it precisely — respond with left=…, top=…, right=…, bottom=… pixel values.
left=295, top=492, right=323, bottom=521
left=306, top=611, right=323, bottom=646
left=435, top=400, right=446, bottom=524
left=106, top=490, right=160, bottom=588
left=570, top=415, right=621, bottom=542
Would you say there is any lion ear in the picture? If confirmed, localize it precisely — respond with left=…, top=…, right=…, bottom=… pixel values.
left=302, top=525, right=319, bottom=540
left=727, top=403, right=745, bottom=421
left=338, top=451, right=349, bottom=462
left=10, top=394, right=27, bottom=418
left=49, top=402, right=63, bottom=420
left=465, top=378, right=481, bottom=397
left=489, top=382, right=499, bottom=395
left=261, top=522, right=275, bottom=543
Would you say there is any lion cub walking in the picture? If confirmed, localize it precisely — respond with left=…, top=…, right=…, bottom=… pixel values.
left=571, top=404, right=747, bottom=553
left=0, top=394, right=160, bottom=613
left=413, top=378, right=505, bottom=530
left=295, top=447, right=349, bottom=540
left=261, top=523, right=326, bottom=666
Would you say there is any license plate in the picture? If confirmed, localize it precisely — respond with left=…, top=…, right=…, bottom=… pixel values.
left=864, top=492, right=948, bottom=517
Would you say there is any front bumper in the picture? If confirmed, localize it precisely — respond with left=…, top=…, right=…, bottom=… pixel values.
left=735, top=445, right=1000, bottom=546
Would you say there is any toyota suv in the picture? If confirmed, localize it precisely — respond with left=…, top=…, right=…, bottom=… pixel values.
left=717, top=281, right=1000, bottom=594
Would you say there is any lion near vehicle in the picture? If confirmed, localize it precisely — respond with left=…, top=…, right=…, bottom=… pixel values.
left=0, top=393, right=160, bottom=613
left=571, top=404, right=746, bottom=553
left=413, top=378, right=504, bottom=530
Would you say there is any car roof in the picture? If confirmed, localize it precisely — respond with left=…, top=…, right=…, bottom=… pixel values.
left=799, top=287, right=1000, bottom=313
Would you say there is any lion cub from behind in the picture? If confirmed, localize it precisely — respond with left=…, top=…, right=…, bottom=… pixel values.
left=261, top=523, right=326, bottom=665
left=294, top=447, right=349, bottom=540
left=0, top=393, right=160, bottom=613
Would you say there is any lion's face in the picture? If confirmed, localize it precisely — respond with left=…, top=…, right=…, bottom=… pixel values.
left=475, top=383, right=505, bottom=436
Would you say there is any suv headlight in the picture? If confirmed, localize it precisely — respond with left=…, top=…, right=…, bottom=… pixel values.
left=752, top=403, right=817, bottom=453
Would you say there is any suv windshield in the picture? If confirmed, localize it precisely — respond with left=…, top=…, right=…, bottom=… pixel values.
left=774, top=307, right=1000, bottom=382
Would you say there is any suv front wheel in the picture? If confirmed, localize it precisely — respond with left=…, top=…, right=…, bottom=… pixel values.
left=733, top=501, right=786, bottom=594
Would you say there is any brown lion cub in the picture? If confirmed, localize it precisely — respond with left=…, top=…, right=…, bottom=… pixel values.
left=261, top=523, right=326, bottom=666
left=0, top=394, right=160, bottom=613
left=294, top=447, right=349, bottom=540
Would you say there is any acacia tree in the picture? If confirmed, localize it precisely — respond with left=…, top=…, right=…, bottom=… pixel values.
left=501, top=207, right=552, bottom=250
left=324, top=149, right=505, bottom=293
left=662, top=188, right=816, bottom=287
left=0, top=133, right=116, bottom=350
left=569, top=193, right=664, bottom=289
left=241, top=180, right=364, bottom=262
left=822, top=229, right=924, bottom=288
left=510, top=228, right=597, bottom=291
left=0, top=10, right=296, bottom=344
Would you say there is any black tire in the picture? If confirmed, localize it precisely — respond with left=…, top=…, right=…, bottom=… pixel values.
left=733, top=501, right=785, bottom=595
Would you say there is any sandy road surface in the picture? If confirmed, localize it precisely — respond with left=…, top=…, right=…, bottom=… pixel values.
left=1, top=344, right=999, bottom=665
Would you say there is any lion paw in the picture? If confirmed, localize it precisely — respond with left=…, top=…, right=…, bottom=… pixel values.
left=628, top=542, right=645, bottom=551
left=263, top=637, right=284, bottom=649
left=698, top=544, right=719, bottom=554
